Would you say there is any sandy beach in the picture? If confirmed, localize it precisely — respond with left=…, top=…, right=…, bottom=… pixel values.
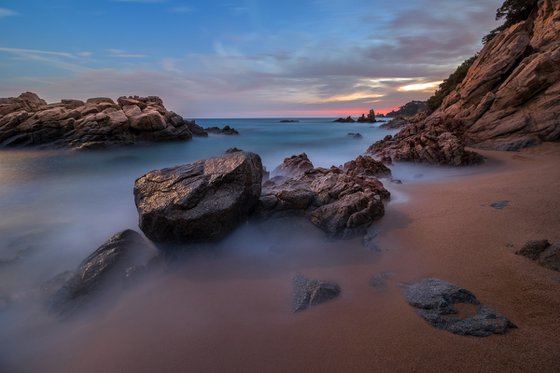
left=14, top=142, right=558, bottom=373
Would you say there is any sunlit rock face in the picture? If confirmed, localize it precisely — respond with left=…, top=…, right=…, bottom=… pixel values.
left=0, top=93, right=192, bottom=149
left=134, top=151, right=264, bottom=243
left=371, top=0, right=560, bottom=164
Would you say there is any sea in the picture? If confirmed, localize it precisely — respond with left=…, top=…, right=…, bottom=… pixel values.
left=0, top=117, right=487, bottom=371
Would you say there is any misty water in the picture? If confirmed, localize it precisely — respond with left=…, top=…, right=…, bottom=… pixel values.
left=0, top=118, right=489, bottom=371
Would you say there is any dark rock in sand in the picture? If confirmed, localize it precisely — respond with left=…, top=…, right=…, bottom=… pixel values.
left=369, top=272, right=393, bottom=287
left=49, top=230, right=152, bottom=315
left=0, top=93, right=193, bottom=149
left=404, top=278, right=516, bottom=337
left=292, top=274, right=341, bottom=312
left=490, top=200, right=510, bottom=209
left=362, top=228, right=380, bottom=251
left=134, top=151, right=263, bottom=243
left=205, top=125, right=239, bottom=135
left=272, top=153, right=314, bottom=178
left=516, top=239, right=560, bottom=271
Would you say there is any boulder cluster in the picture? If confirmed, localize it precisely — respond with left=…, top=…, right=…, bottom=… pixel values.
left=0, top=92, right=193, bottom=149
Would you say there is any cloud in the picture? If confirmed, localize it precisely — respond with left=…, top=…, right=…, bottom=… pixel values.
left=398, top=81, right=442, bottom=92
left=0, top=47, right=90, bottom=72
left=108, top=49, right=147, bottom=58
left=0, top=8, right=17, bottom=17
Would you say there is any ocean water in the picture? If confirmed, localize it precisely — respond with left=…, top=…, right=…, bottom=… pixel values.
left=0, top=117, right=488, bottom=371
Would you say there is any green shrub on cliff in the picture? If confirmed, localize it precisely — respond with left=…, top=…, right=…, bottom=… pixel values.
left=483, top=0, right=539, bottom=44
left=426, top=55, right=477, bottom=112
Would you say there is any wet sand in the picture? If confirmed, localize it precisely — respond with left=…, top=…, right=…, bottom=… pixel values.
left=17, top=143, right=560, bottom=373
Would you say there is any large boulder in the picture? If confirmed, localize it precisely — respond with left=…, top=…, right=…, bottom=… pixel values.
left=272, top=153, right=314, bottom=177
left=0, top=93, right=193, bottom=149
left=49, top=230, right=152, bottom=315
left=516, top=239, right=560, bottom=271
left=404, top=278, right=516, bottom=337
left=134, top=151, right=264, bottom=243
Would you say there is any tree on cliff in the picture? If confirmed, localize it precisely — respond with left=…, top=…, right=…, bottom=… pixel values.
left=483, top=0, right=539, bottom=44
left=426, top=56, right=477, bottom=112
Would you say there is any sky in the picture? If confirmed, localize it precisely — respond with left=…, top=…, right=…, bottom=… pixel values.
left=0, top=0, right=504, bottom=117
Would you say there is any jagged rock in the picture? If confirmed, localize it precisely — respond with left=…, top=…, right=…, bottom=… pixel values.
left=134, top=151, right=263, bottom=243
left=357, top=109, right=376, bottom=123
left=185, top=120, right=208, bottom=137
left=379, top=116, right=410, bottom=129
left=260, top=154, right=389, bottom=238
left=272, top=153, right=314, bottom=178
left=0, top=93, right=193, bottom=149
left=49, top=230, right=152, bottom=315
left=343, top=155, right=391, bottom=178
left=292, top=274, right=341, bottom=312
left=404, top=278, right=516, bottom=337
left=205, top=125, right=239, bottom=135
left=386, top=101, right=428, bottom=118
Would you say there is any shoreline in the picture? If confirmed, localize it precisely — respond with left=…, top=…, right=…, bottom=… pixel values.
left=15, top=142, right=560, bottom=373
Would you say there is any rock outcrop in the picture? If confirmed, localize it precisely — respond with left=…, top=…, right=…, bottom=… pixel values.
left=0, top=93, right=192, bottom=149
left=371, top=0, right=560, bottom=164
left=516, top=239, right=560, bottom=271
left=134, top=151, right=264, bottom=243
left=404, top=278, right=517, bottom=337
left=185, top=120, right=208, bottom=137
left=259, top=154, right=390, bottom=238
left=205, top=125, right=239, bottom=135
left=49, top=230, right=152, bottom=315
left=333, top=116, right=355, bottom=123
left=357, top=109, right=377, bottom=123
left=292, top=274, right=341, bottom=312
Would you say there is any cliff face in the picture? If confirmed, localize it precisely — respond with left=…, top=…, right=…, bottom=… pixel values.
left=371, top=0, right=560, bottom=164
left=442, top=0, right=560, bottom=150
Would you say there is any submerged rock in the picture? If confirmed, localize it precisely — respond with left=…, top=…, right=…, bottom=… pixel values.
left=490, top=200, right=510, bottom=209
left=292, top=274, right=341, bottom=312
left=404, top=278, right=516, bottom=337
left=347, top=132, right=363, bottom=139
left=49, top=230, right=152, bottom=315
left=134, top=151, right=263, bottom=243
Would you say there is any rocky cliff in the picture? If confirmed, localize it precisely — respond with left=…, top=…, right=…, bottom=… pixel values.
left=0, top=93, right=192, bottom=149
left=371, top=0, right=559, bottom=164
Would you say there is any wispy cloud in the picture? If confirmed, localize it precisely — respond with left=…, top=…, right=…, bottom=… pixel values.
left=108, top=49, right=147, bottom=58
left=0, top=47, right=90, bottom=72
left=0, top=8, right=17, bottom=17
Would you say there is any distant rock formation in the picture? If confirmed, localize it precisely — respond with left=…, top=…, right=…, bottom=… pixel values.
left=204, top=125, right=239, bottom=135
left=385, top=101, right=428, bottom=118
left=0, top=92, right=192, bottom=149
left=356, top=109, right=377, bottom=123
left=371, top=0, right=560, bottom=164
left=333, top=116, right=355, bottom=123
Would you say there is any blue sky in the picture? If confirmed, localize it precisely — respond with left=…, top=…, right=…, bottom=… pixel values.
left=0, top=0, right=503, bottom=117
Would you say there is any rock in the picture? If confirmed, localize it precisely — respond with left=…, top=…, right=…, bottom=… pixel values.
left=260, top=155, right=389, bottom=238
left=369, top=272, right=393, bottom=287
left=333, top=116, right=355, bottom=123
left=292, top=274, right=341, bottom=312
left=356, top=109, right=377, bottom=123
left=404, top=278, right=516, bottom=336
left=185, top=120, right=208, bottom=137
left=279, top=119, right=299, bottom=123
left=134, top=151, right=264, bottom=243
left=49, top=230, right=152, bottom=315
left=385, top=101, right=428, bottom=118
left=372, top=0, right=560, bottom=158
left=343, top=155, right=391, bottom=178
left=490, top=200, right=510, bottom=209
left=205, top=125, right=239, bottom=135
left=362, top=228, right=380, bottom=251
left=225, top=147, right=243, bottom=153
left=347, top=132, right=363, bottom=139
left=379, top=116, right=410, bottom=129
left=516, top=239, right=560, bottom=271
left=272, top=153, right=314, bottom=178
left=0, top=93, right=193, bottom=149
